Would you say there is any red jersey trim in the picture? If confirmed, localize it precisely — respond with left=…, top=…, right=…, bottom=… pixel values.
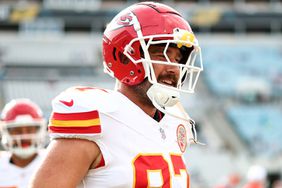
left=95, top=154, right=105, bottom=169
left=49, top=110, right=101, bottom=134
left=51, top=110, right=99, bottom=121
left=49, top=125, right=101, bottom=134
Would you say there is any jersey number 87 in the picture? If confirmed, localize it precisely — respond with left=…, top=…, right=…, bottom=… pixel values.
left=133, top=154, right=189, bottom=188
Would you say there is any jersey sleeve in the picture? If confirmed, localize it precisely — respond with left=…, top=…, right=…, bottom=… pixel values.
left=48, top=86, right=114, bottom=142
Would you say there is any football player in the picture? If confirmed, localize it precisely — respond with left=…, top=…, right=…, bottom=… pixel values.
left=243, top=165, right=267, bottom=188
left=30, top=2, right=203, bottom=188
left=0, top=98, right=47, bottom=188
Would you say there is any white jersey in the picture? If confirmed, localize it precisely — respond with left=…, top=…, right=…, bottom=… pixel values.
left=0, top=150, right=46, bottom=188
left=49, top=86, right=194, bottom=188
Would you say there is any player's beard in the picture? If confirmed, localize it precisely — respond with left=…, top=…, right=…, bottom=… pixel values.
left=131, top=78, right=154, bottom=107
left=131, top=69, right=179, bottom=108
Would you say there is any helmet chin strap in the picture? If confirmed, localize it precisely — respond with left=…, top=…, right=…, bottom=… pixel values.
left=147, top=84, right=205, bottom=145
left=147, top=84, right=180, bottom=108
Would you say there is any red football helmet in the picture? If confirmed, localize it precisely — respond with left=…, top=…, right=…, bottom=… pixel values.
left=103, top=2, right=203, bottom=97
left=0, top=99, right=47, bottom=158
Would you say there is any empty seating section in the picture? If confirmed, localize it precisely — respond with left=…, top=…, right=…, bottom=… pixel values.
left=227, top=105, right=282, bottom=156
left=202, top=39, right=282, bottom=157
left=203, top=43, right=282, bottom=98
left=2, top=80, right=114, bottom=118
left=0, top=34, right=101, bottom=66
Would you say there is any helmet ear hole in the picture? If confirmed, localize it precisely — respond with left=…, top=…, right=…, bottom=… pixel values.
left=118, top=52, right=130, bottom=65
left=113, top=48, right=117, bottom=61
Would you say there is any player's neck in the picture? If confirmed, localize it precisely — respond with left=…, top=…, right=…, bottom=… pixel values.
left=132, top=97, right=156, bottom=118
left=118, top=84, right=157, bottom=118
left=10, top=153, right=38, bottom=168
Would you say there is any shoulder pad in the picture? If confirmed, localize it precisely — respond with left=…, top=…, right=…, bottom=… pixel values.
left=48, top=86, right=118, bottom=137
left=52, top=86, right=118, bottom=113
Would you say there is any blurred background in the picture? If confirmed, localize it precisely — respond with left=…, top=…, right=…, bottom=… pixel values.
left=0, top=0, right=281, bottom=187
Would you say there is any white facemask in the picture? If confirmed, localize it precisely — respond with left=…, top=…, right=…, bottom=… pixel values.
left=12, top=146, right=37, bottom=159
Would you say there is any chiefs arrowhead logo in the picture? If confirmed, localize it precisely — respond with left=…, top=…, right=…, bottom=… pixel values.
left=117, top=12, right=133, bottom=26
left=105, top=11, right=135, bottom=32
left=59, top=99, right=74, bottom=107
left=177, top=124, right=187, bottom=153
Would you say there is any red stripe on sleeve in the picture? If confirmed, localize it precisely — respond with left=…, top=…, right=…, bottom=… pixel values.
left=49, top=125, right=101, bottom=134
left=51, top=110, right=99, bottom=121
